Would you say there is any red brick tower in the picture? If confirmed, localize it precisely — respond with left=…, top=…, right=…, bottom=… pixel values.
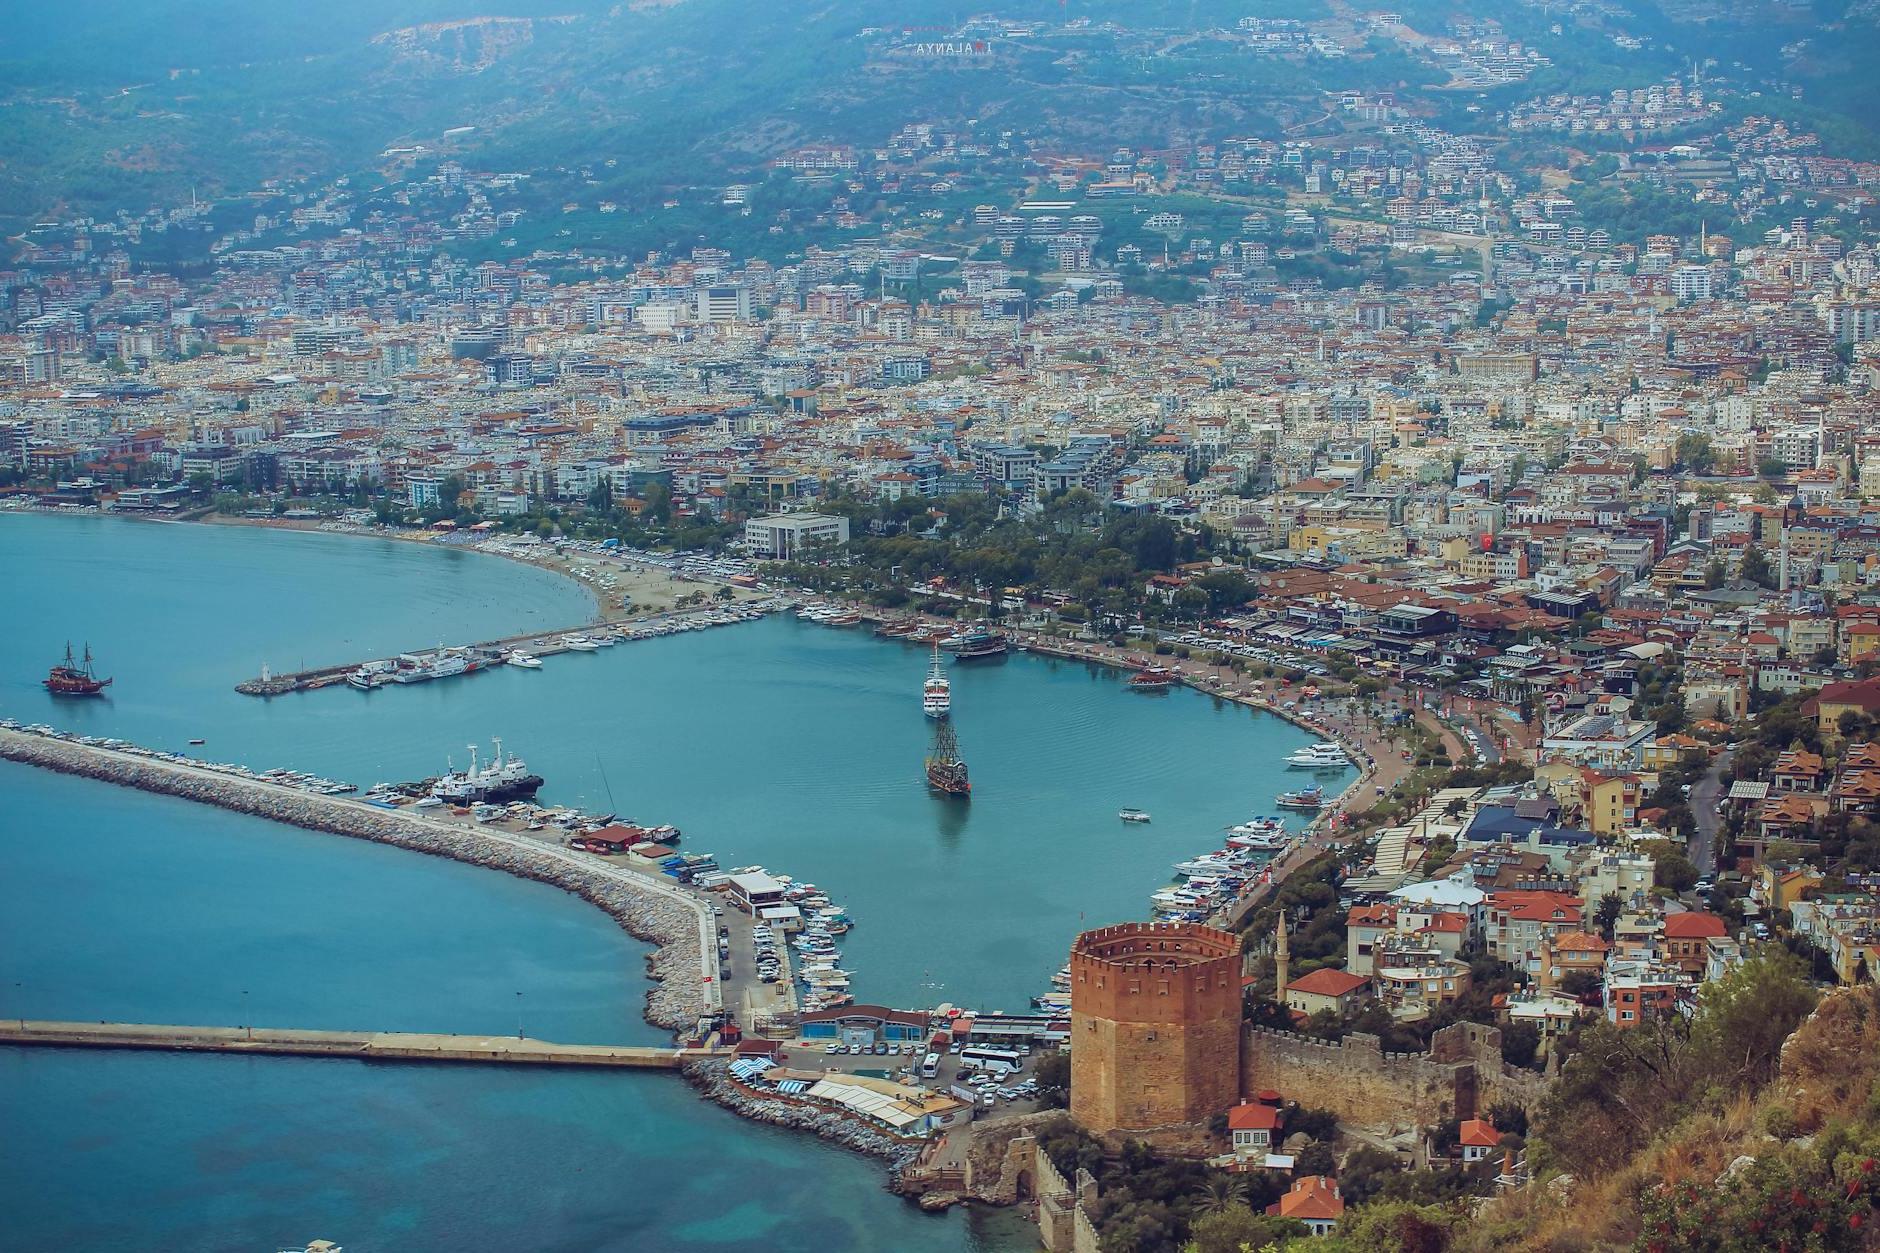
left=1069, top=921, right=1243, bottom=1135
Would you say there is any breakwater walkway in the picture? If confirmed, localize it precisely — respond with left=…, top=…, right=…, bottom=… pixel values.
left=0, top=727, right=722, bottom=1032
left=0, top=1020, right=727, bottom=1068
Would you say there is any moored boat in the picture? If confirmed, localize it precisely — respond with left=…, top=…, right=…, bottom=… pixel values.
left=1128, top=667, right=1179, bottom=691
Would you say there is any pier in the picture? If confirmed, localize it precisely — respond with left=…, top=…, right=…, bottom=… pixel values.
left=232, top=601, right=777, bottom=696
left=0, top=1020, right=727, bottom=1069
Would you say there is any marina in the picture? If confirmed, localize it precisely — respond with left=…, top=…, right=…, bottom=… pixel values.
left=238, top=600, right=783, bottom=696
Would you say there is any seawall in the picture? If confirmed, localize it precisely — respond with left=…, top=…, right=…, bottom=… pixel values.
left=0, top=729, right=711, bottom=1034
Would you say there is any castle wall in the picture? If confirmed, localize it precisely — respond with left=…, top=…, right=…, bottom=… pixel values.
left=1241, top=1022, right=1551, bottom=1133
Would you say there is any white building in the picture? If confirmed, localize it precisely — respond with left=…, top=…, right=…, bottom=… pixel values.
left=743, top=513, right=851, bottom=560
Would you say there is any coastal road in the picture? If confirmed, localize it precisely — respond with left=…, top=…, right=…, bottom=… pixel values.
left=1688, top=748, right=1733, bottom=877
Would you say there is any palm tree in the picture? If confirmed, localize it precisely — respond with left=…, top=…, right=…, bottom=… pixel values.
left=1191, top=1175, right=1250, bottom=1216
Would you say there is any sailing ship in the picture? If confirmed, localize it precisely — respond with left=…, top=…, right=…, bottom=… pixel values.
left=43, top=643, right=111, bottom=697
left=925, top=720, right=971, bottom=797
left=922, top=644, right=952, bottom=719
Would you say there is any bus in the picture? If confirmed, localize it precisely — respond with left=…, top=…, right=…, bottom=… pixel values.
left=959, top=1045, right=1026, bottom=1075
left=920, top=1051, right=941, bottom=1079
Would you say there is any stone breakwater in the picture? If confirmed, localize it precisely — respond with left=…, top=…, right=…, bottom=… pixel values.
left=0, top=730, right=706, bottom=1033
left=681, top=1059, right=926, bottom=1173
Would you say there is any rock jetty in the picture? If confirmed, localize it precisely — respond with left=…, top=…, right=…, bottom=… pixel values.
left=681, top=1059, right=926, bottom=1171
left=0, top=729, right=707, bottom=1032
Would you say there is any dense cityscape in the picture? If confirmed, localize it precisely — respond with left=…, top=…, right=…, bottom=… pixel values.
left=8, top=1, right=1880, bottom=1251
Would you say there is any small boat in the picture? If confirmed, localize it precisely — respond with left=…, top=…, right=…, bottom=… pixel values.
left=1275, top=784, right=1326, bottom=810
left=1118, top=808, right=1152, bottom=823
left=188, top=738, right=206, bottom=745
left=414, top=797, right=444, bottom=809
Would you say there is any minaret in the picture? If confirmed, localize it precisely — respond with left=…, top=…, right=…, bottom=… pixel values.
left=1275, top=914, right=1291, bottom=1002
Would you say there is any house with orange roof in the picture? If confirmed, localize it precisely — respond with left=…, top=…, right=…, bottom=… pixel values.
left=1661, top=912, right=1726, bottom=976
left=1458, top=1117, right=1501, bottom=1163
left=1267, top=1175, right=1345, bottom=1236
left=1226, top=1101, right=1284, bottom=1158
left=1539, top=930, right=1610, bottom=993
left=1284, top=967, right=1372, bottom=1020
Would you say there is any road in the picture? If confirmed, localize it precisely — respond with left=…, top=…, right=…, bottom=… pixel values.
left=1688, top=748, right=1733, bottom=877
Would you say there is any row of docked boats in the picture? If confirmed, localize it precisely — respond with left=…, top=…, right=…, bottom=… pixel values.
left=1, top=720, right=363, bottom=797
left=354, top=603, right=783, bottom=687
left=1150, top=818, right=1300, bottom=923
left=734, top=868, right=858, bottom=1011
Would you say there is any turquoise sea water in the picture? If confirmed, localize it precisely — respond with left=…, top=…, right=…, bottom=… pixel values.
left=0, top=512, right=1340, bottom=1252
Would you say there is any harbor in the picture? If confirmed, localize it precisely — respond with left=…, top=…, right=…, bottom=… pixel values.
left=3, top=512, right=1362, bottom=1252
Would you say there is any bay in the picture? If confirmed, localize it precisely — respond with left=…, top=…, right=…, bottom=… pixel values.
left=1, top=511, right=1341, bottom=1252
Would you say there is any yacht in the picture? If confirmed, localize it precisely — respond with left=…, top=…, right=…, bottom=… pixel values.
left=562, top=635, right=600, bottom=652
left=1285, top=743, right=1349, bottom=769
left=1118, top=808, right=1152, bottom=823
left=507, top=652, right=543, bottom=669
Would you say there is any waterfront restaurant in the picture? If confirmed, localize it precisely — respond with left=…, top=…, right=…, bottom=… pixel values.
left=799, top=1004, right=931, bottom=1049
left=726, top=870, right=788, bottom=915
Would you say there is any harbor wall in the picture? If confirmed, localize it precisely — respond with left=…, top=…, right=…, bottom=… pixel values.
left=0, top=729, right=709, bottom=1032
left=1241, top=1022, right=1549, bottom=1133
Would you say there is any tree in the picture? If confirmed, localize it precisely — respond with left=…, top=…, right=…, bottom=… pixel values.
left=1686, top=953, right=1819, bottom=1091
left=1185, top=1207, right=1304, bottom=1253
left=1033, top=1050, right=1071, bottom=1109
left=1332, top=1200, right=1464, bottom=1253
left=1294, top=1140, right=1337, bottom=1176
left=1655, top=849, right=1700, bottom=893
left=1190, top=1175, right=1249, bottom=1216
left=1595, top=891, right=1624, bottom=940
left=1740, top=546, right=1775, bottom=589
left=1500, top=1020, right=1541, bottom=1070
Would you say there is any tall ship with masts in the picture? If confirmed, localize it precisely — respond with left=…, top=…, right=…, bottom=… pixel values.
left=922, top=644, right=951, bottom=719
left=43, top=643, right=112, bottom=697
left=925, top=720, right=971, bottom=797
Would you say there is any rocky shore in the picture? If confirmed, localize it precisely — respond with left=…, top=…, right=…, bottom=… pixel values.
left=0, top=729, right=707, bottom=1032
left=681, top=1058, right=927, bottom=1172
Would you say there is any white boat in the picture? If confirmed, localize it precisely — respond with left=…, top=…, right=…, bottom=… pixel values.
left=1286, top=743, right=1349, bottom=769
left=507, top=652, right=543, bottom=669
left=922, top=644, right=952, bottom=719
left=562, top=635, right=600, bottom=652
left=1119, top=808, right=1152, bottom=823
left=414, top=797, right=444, bottom=809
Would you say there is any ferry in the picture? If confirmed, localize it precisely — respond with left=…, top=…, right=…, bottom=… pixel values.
left=1118, top=808, right=1152, bottom=823
left=43, top=643, right=112, bottom=697
left=1127, top=667, right=1179, bottom=691
left=1275, top=784, right=1326, bottom=810
left=922, top=645, right=952, bottom=719
left=944, top=627, right=1009, bottom=659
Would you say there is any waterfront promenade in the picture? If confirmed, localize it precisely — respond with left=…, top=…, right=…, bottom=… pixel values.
left=0, top=1020, right=727, bottom=1069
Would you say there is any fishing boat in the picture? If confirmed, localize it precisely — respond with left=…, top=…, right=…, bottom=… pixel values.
left=1128, top=667, right=1179, bottom=691
left=1275, top=784, right=1326, bottom=810
left=926, top=720, right=971, bottom=797
left=1118, top=808, right=1152, bottom=823
left=430, top=738, right=544, bottom=804
left=43, top=643, right=111, bottom=697
left=922, top=644, right=952, bottom=719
